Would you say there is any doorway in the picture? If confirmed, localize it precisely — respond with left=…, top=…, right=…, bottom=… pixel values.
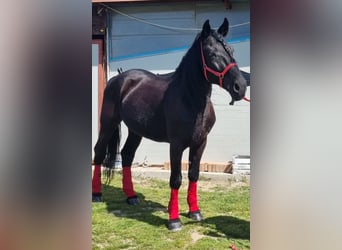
left=92, top=39, right=105, bottom=157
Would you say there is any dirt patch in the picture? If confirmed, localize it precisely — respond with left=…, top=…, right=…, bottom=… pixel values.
left=135, top=177, right=248, bottom=192
left=191, top=231, right=206, bottom=243
left=196, top=180, right=248, bottom=192
left=122, top=168, right=249, bottom=192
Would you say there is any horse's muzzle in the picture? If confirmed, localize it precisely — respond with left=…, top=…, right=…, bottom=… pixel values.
left=228, top=78, right=247, bottom=105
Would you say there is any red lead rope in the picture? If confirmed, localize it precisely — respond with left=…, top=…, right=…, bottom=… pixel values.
left=243, top=96, right=250, bottom=102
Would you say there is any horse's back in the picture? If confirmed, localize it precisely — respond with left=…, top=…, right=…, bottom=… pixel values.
left=115, top=69, right=170, bottom=142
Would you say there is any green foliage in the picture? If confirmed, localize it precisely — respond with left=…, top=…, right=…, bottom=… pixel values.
left=92, top=174, right=250, bottom=249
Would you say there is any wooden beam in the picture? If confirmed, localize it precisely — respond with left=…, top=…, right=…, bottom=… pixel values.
left=93, top=0, right=158, bottom=2
left=92, top=0, right=205, bottom=3
left=224, top=0, right=232, bottom=10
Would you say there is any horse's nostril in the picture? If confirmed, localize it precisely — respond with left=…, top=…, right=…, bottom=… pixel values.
left=233, top=83, right=240, bottom=93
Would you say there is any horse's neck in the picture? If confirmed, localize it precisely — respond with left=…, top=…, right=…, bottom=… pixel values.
left=177, top=55, right=212, bottom=110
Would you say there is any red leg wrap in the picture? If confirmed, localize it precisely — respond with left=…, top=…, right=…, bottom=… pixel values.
left=92, top=165, right=102, bottom=193
left=122, top=167, right=136, bottom=197
left=187, top=181, right=199, bottom=212
left=168, top=189, right=179, bottom=220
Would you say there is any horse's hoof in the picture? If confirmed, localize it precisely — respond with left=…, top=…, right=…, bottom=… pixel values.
left=168, top=219, right=182, bottom=232
left=92, top=193, right=102, bottom=202
left=126, top=196, right=139, bottom=205
left=189, top=210, right=203, bottom=221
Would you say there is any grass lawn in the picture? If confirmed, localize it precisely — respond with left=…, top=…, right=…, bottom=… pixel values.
left=92, top=171, right=250, bottom=250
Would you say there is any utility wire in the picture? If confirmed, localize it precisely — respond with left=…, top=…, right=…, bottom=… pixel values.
left=100, top=3, right=250, bottom=32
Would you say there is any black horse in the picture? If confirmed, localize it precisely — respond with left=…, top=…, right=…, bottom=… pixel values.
left=92, top=18, right=247, bottom=231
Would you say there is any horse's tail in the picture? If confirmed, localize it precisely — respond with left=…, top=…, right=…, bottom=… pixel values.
left=104, top=123, right=121, bottom=183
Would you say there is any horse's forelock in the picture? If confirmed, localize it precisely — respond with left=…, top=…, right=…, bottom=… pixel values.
left=210, top=31, right=234, bottom=57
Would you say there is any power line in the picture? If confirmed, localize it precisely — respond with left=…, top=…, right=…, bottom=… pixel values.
left=100, top=3, right=250, bottom=32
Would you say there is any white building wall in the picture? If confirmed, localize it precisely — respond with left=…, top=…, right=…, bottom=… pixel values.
left=92, top=44, right=99, bottom=159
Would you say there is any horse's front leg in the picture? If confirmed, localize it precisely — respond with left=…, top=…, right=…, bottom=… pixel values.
left=187, top=139, right=207, bottom=221
left=168, top=143, right=184, bottom=231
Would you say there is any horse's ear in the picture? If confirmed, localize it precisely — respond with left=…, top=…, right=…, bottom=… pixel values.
left=218, top=18, right=229, bottom=37
left=201, top=19, right=211, bottom=38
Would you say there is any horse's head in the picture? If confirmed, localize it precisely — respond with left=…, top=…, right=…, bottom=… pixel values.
left=200, top=18, right=247, bottom=104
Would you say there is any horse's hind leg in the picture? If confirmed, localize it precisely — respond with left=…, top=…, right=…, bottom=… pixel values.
left=92, top=125, right=120, bottom=201
left=120, top=130, right=142, bottom=205
left=92, top=127, right=114, bottom=202
left=92, top=99, right=121, bottom=202
left=187, top=139, right=207, bottom=221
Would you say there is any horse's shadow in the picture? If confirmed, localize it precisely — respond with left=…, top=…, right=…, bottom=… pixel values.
left=102, top=183, right=167, bottom=227
left=100, top=183, right=249, bottom=239
left=202, top=215, right=249, bottom=240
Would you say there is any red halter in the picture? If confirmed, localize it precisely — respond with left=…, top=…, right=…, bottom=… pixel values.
left=200, top=41, right=237, bottom=88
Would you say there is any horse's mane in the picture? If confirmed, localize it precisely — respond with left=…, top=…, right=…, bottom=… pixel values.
left=173, top=33, right=201, bottom=78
